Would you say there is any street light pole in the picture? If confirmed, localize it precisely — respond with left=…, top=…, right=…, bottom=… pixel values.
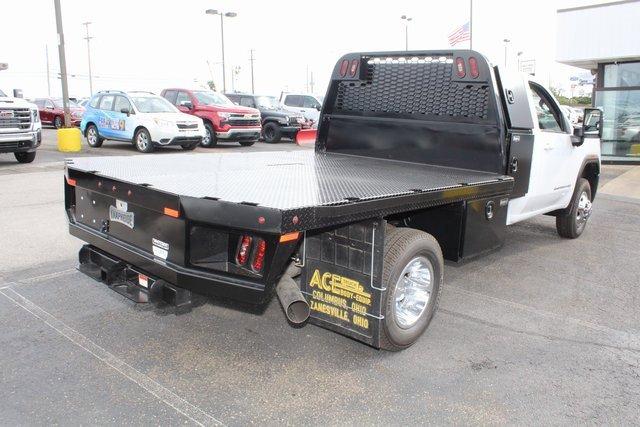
left=53, top=0, right=71, bottom=128
left=401, top=15, right=413, bottom=51
left=503, top=38, right=510, bottom=68
left=205, top=9, right=237, bottom=93
left=82, top=21, right=94, bottom=95
left=249, top=49, right=255, bottom=93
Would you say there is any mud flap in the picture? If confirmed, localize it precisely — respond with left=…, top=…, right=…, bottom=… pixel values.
left=300, top=219, right=385, bottom=348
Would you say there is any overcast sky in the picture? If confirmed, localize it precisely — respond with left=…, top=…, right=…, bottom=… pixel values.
left=1, top=0, right=604, bottom=99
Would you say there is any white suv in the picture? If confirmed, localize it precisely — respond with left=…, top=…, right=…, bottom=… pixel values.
left=279, top=93, right=323, bottom=124
left=80, top=90, right=205, bottom=153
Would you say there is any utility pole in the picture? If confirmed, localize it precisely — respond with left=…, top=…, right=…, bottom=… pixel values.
left=309, top=71, right=315, bottom=94
left=54, top=0, right=71, bottom=127
left=249, top=49, right=255, bottom=93
left=306, top=65, right=309, bottom=93
left=82, top=21, right=93, bottom=95
left=45, top=45, right=51, bottom=96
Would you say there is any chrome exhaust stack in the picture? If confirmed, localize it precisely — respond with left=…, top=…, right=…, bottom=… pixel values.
left=276, top=264, right=309, bottom=325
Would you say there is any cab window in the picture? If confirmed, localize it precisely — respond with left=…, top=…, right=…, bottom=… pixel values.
left=45, top=100, right=55, bottom=109
left=240, top=97, right=255, bottom=108
left=89, top=96, right=100, bottom=108
left=284, top=95, right=302, bottom=107
left=302, top=96, right=320, bottom=109
left=113, top=96, right=133, bottom=113
left=529, top=83, right=564, bottom=132
left=34, top=99, right=45, bottom=108
left=163, top=90, right=178, bottom=105
left=176, top=91, right=191, bottom=106
left=98, top=95, right=115, bottom=111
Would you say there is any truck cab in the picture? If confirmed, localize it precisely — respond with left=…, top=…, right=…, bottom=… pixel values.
left=0, top=89, right=42, bottom=163
left=161, top=89, right=261, bottom=147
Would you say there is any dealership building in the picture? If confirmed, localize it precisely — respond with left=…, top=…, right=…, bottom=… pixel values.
left=557, top=0, right=640, bottom=162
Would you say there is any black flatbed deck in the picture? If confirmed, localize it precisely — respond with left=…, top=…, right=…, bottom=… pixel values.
left=67, top=150, right=513, bottom=233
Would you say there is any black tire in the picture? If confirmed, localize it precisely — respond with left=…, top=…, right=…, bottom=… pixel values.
left=239, top=140, right=256, bottom=147
left=14, top=151, right=36, bottom=163
left=201, top=123, right=217, bottom=147
left=181, top=142, right=197, bottom=151
left=85, top=124, right=103, bottom=147
left=263, top=122, right=282, bottom=143
left=380, top=227, right=444, bottom=351
left=133, top=128, right=154, bottom=153
left=556, top=178, right=592, bottom=239
left=53, top=116, right=63, bottom=129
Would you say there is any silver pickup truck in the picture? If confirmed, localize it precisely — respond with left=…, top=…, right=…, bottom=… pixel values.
left=0, top=89, right=42, bottom=163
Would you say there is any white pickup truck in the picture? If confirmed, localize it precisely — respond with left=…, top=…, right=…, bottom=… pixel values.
left=65, top=50, right=603, bottom=350
left=0, top=89, right=42, bottom=163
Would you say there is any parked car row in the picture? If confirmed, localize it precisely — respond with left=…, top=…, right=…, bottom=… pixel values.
left=75, top=88, right=320, bottom=152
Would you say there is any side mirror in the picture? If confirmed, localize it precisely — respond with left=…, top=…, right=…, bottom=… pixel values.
left=120, top=107, right=130, bottom=116
left=180, top=101, right=193, bottom=110
left=315, top=104, right=321, bottom=111
left=583, top=108, right=603, bottom=139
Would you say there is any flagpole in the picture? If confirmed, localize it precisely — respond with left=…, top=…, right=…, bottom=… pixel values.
left=469, top=0, right=473, bottom=50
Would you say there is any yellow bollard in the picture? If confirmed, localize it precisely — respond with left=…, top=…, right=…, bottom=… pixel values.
left=57, top=127, right=82, bottom=152
left=630, top=144, right=640, bottom=156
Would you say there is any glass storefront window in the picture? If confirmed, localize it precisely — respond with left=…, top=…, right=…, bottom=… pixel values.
left=604, top=62, right=640, bottom=88
left=594, top=89, right=640, bottom=159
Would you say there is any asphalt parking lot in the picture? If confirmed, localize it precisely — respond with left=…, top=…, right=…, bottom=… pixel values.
left=1, top=129, right=639, bottom=424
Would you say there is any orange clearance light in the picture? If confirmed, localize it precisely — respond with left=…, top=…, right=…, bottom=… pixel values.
left=66, top=177, right=77, bottom=187
left=279, top=232, right=300, bottom=243
left=163, top=207, right=180, bottom=218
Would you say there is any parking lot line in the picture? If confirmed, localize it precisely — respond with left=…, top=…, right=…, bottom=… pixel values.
left=18, top=268, right=77, bottom=284
left=447, top=285, right=640, bottom=352
left=0, top=287, right=224, bottom=427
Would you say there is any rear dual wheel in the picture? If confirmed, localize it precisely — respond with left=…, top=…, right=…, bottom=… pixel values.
left=380, top=227, right=444, bottom=351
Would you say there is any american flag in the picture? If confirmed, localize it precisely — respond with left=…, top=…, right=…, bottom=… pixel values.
left=448, top=22, right=471, bottom=46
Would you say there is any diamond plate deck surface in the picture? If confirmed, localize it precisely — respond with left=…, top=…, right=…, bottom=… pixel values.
left=67, top=151, right=507, bottom=210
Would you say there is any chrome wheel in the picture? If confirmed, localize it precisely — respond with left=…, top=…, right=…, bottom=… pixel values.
left=576, top=191, right=592, bottom=229
left=202, top=127, right=211, bottom=146
left=87, top=127, right=97, bottom=145
left=136, top=131, right=149, bottom=151
left=393, top=256, right=433, bottom=329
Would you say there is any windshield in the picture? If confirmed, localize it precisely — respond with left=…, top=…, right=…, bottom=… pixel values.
left=53, top=98, right=80, bottom=108
left=255, top=96, right=280, bottom=109
left=131, top=95, right=177, bottom=113
left=193, top=91, right=233, bottom=106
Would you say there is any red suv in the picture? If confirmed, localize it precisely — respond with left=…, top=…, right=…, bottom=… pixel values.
left=161, top=89, right=261, bottom=147
left=33, top=97, right=85, bottom=128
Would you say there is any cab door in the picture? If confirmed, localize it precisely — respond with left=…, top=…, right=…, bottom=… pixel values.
left=524, top=82, right=575, bottom=211
left=111, top=95, right=135, bottom=140
left=96, top=95, right=116, bottom=138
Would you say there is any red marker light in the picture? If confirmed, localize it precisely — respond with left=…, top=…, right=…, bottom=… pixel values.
left=339, top=59, right=349, bottom=77
left=455, top=57, right=466, bottom=78
left=258, top=216, right=265, bottom=225
left=66, top=177, right=77, bottom=187
left=349, top=59, right=359, bottom=77
left=468, top=57, right=479, bottom=78
left=251, top=239, right=267, bottom=272
left=236, top=235, right=252, bottom=265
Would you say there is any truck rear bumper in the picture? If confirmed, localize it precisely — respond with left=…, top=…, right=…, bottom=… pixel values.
left=0, top=130, right=41, bottom=153
left=69, top=221, right=268, bottom=304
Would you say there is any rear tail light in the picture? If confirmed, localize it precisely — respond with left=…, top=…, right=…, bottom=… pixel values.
left=468, top=57, right=479, bottom=78
left=236, top=235, right=252, bottom=265
left=339, top=59, right=349, bottom=77
left=455, top=57, right=466, bottom=78
left=251, top=238, right=267, bottom=272
left=349, top=59, right=359, bottom=77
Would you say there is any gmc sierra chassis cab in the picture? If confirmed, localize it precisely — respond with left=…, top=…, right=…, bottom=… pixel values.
left=64, top=50, right=602, bottom=351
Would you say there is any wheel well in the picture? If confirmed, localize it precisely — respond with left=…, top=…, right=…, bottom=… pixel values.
left=132, top=125, right=148, bottom=140
left=84, top=122, right=96, bottom=136
left=581, top=161, right=600, bottom=199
